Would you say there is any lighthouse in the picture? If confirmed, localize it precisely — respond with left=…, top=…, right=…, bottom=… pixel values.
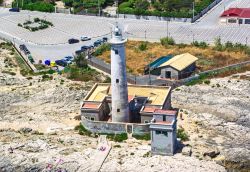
left=109, top=25, right=129, bottom=123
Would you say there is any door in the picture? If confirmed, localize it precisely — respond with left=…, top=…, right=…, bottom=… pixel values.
left=126, top=125, right=133, bottom=133
left=165, top=71, right=171, bottom=78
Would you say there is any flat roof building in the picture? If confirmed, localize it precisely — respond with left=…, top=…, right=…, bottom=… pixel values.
left=81, top=83, right=172, bottom=123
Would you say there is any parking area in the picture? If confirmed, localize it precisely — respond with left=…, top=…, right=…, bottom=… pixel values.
left=0, top=0, right=250, bottom=66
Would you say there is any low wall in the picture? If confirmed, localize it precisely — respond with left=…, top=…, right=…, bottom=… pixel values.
left=118, top=14, right=191, bottom=23
left=81, top=116, right=150, bottom=135
left=193, top=0, right=222, bottom=22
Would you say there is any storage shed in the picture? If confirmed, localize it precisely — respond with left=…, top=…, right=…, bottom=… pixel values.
left=148, top=53, right=198, bottom=80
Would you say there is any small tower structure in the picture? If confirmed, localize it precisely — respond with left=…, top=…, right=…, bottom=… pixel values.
left=109, top=25, right=129, bottom=123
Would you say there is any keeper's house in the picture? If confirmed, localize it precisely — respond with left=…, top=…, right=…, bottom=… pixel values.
left=220, top=8, right=250, bottom=25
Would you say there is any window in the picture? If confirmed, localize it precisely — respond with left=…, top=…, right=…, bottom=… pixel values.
left=90, top=117, right=95, bottom=121
left=114, top=49, right=118, bottom=54
left=144, top=120, right=149, bottom=123
left=163, top=115, right=166, bottom=121
left=155, top=130, right=168, bottom=137
left=245, top=19, right=250, bottom=24
left=116, top=79, right=119, bottom=83
left=228, top=19, right=237, bottom=23
left=239, top=19, right=243, bottom=24
left=117, top=109, right=120, bottom=112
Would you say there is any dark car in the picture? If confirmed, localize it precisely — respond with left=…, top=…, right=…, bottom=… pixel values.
left=93, top=40, right=102, bottom=47
left=64, top=56, right=73, bottom=60
left=9, top=8, right=20, bottom=12
left=102, top=37, right=108, bottom=42
left=19, top=44, right=26, bottom=51
left=68, top=38, right=79, bottom=44
left=81, top=46, right=89, bottom=51
left=55, top=59, right=67, bottom=67
left=24, top=49, right=30, bottom=55
left=75, top=50, right=83, bottom=55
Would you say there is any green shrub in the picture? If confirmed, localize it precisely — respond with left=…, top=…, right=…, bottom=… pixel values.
left=103, top=133, right=128, bottom=142
left=204, top=80, right=210, bottom=85
left=132, top=133, right=150, bottom=140
left=2, top=70, right=16, bottom=75
left=22, top=2, right=54, bottom=12
left=160, top=37, right=175, bottom=46
left=93, top=43, right=111, bottom=56
left=213, top=37, right=224, bottom=51
left=177, top=128, right=189, bottom=141
left=74, top=123, right=91, bottom=136
left=114, top=144, right=121, bottom=148
left=138, top=42, right=148, bottom=51
left=34, top=17, right=40, bottom=22
left=191, top=41, right=208, bottom=49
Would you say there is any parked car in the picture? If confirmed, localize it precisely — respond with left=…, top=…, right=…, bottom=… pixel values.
left=63, top=56, right=73, bottom=64
left=81, top=46, right=89, bottom=51
left=102, top=37, right=108, bottom=42
left=75, top=50, right=83, bottom=55
left=68, top=38, right=79, bottom=44
left=24, top=49, right=30, bottom=55
left=80, top=36, right=91, bottom=41
left=64, top=56, right=73, bottom=60
left=55, top=59, right=67, bottom=67
left=19, top=44, right=26, bottom=51
left=93, top=40, right=102, bottom=47
left=9, top=8, right=20, bottom=12
left=28, top=55, right=34, bottom=63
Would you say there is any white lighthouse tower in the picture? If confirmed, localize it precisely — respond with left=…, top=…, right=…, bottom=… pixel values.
left=109, top=25, right=129, bottom=123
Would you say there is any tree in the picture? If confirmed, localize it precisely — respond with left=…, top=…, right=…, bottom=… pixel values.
left=134, top=0, right=149, bottom=10
left=74, top=52, right=88, bottom=68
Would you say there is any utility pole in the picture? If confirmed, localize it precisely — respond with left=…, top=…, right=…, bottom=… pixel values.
left=116, top=0, right=119, bottom=18
left=149, top=64, right=151, bottom=85
left=98, top=0, right=101, bottom=16
left=192, top=1, right=195, bottom=22
left=167, top=20, right=169, bottom=37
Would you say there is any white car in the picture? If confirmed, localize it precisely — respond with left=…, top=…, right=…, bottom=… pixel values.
left=80, top=36, right=91, bottom=41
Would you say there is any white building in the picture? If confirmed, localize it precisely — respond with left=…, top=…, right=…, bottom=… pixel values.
left=220, top=8, right=250, bottom=25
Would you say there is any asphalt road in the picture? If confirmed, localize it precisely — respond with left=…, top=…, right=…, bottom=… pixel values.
left=0, top=0, right=250, bottom=63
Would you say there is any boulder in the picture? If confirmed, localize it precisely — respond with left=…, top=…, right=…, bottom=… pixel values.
left=182, top=146, right=192, bottom=156
left=19, top=127, right=32, bottom=133
left=203, top=149, right=220, bottom=158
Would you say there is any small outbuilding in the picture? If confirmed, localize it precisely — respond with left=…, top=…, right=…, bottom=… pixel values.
left=220, top=8, right=250, bottom=25
left=148, top=53, right=198, bottom=80
left=150, top=110, right=177, bottom=156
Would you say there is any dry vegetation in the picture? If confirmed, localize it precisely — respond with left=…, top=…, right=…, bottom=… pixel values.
left=97, top=40, right=250, bottom=75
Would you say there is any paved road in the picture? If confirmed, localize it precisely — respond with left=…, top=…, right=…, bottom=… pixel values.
left=0, top=0, right=250, bottom=62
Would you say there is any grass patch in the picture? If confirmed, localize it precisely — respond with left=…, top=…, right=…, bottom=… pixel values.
left=186, top=64, right=250, bottom=85
left=74, top=123, right=91, bottom=136
left=132, top=133, right=150, bottom=140
left=2, top=70, right=16, bottom=75
left=100, top=133, right=128, bottom=142
left=96, top=40, right=250, bottom=75
left=63, top=64, right=99, bottom=82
